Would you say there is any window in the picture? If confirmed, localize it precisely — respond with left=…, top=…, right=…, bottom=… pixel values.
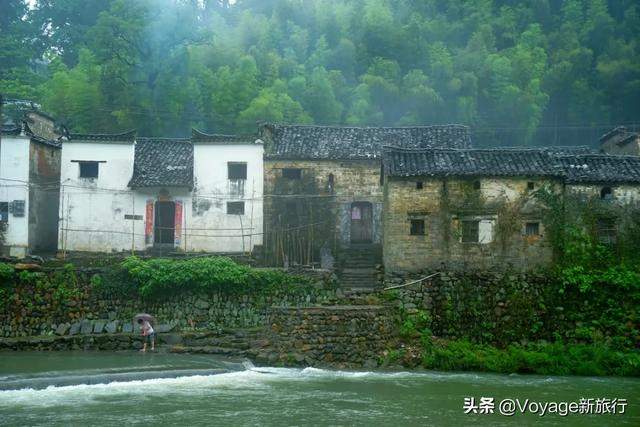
left=0, top=202, right=8, bottom=222
left=473, top=180, right=481, bottom=190
left=327, top=173, right=335, bottom=193
left=79, top=161, right=99, bottom=178
left=416, top=181, right=424, bottom=189
left=600, top=186, right=613, bottom=200
left=410, top=219, right=425, bottom=235
left=227, top=201, right=245, bottom=215
left=527, top=181, right=535, bottom=191
left=525, top=222, right=540, bottom=236
left=282, top=168, right=302, bottom=179
left=596, top=218, right=616, bottom=244
left=461, top=220, right=479, bottom=243
left=228, top=162, right=247, bottom=180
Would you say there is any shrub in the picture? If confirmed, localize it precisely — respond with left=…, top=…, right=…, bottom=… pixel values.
left=115, top=256, right=312, bottom=298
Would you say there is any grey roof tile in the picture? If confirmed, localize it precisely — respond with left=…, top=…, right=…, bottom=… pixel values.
left=128, top=138, right=193, bottom=188
left=69, top=130, right=136, bottom=142
left=383, top=147, right=564, bottom=178
left=557, top=154, right=640, bottom=184
left=262, top=123, right=471, bottom=160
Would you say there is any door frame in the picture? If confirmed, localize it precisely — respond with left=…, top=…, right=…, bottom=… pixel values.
left=154, top=200, right=176, bottom=246
left=350, top=201, right=373, bottom=243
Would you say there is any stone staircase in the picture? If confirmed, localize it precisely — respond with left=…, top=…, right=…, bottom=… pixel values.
left=337, top=244, right=382, bottom=289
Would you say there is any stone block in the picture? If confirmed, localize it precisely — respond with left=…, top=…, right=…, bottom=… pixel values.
left=122, top=323, right=134, bottom=333
left=93, top=320, right=106, bottom=334
left=105, top=320, right=119, bottom=334
left=80, top=320, right=93, bottom=335
left=55, top=323, right=70, bottom=336
left=68, top=322, right=81, bottom=336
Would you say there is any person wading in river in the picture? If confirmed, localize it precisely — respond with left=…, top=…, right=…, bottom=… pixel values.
left=137, top=318, right=155, bottom=352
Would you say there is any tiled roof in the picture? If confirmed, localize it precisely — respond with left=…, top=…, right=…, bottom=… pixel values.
left=191, top=128, right=256, bottom=144
left=69, top=130, right=136, bottom=142
left=557, top=155, right=640, bottom=184
left=599, top=126, right=639, bottom=147
left=536, top=146, right=595, bottom=155
left=383, top=147, right=564, bottom=178
left=1, top=124, right=21, bottom=135
left=128, top=138, right=193, bottom=188
left=262, top=123, right=471, bottom=160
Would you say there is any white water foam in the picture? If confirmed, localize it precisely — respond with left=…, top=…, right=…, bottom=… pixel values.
left=1, top=363, right=614, bottom=409
left=0, top=370, right=271, bottom=408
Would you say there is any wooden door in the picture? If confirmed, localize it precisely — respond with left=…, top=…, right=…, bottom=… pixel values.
left=154, top=201, right=176, bottom=245
left=350, top=202, right=373, bottom=243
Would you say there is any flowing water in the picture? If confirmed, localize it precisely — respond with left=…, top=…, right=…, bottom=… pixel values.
left=0, top=352, right=638, bottom=426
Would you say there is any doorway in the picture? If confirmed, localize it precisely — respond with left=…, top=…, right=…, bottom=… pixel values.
left=154, top=201, right=175, bottom=245
left=350, top=202, right=373, bottom=243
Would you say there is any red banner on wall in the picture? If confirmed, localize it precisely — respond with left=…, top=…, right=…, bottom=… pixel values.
left=174, top=200, right=183, bottom=246
left=145, top=200, right=154, bottom=244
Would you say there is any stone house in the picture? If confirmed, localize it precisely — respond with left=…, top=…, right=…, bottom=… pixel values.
left=556, top=154, right=640, bottom=245
left=1, top=111, right=65, bottom=257
left=261, top=123, right=470, bottom=286
left=599, top=127, right=640, bottom=156
left=382, top=147, right=566, bottom=273
left=59, top=129, right=263, bottom=253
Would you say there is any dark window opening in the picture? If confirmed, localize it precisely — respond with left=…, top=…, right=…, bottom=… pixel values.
left=600, top=186, right=613, bottom=200
left=227, top=201, right=245, bottom=215
left=228, top=162, right=247, bottom=180
left=282, top=168, right=302, bottom=180
left=527, top=181, right=535, bottom=190
left=461, top=220, right=480, bottom=243
left=79, top=161, right=99, bottom=178
left=328, top=173, right=335, bottom=193
left=596, top=218, right=616, bottom=244
left=0, top=202, right=8, bottom=222
left=416, top=181, right=424, bottom=189
left=410, top=219, right=425, bottom=236
left=525, top=222, right=540, bottom=236
left=473, top=180, right=481, bottom=190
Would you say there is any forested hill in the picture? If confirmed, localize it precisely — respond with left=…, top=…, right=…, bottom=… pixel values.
left=1, top=0, right=639, bottom=147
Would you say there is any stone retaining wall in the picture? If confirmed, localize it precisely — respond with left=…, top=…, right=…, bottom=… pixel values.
left=1, top=289, right=338, bottom=339
left=268, top=305, right=396, bottom=367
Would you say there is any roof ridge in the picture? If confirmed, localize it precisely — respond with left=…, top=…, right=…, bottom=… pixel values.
left=265, top=122, right=469, bottom=130
left=69, top=129, right=136, bottom=141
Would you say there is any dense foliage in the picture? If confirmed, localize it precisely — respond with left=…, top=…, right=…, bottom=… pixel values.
left=391, top=310, right=640, bottom=376
left=93, top=256, right=313, bottom=298
left=1, top=0, right=639, bottom=146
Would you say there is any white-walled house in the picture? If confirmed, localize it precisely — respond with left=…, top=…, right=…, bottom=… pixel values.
left=1, top=111, right=64, bottom=257
left=59, top=129, right=263, bottom=254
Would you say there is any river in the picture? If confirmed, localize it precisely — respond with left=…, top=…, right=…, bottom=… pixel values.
left=0, top=352, right=637, bottom=426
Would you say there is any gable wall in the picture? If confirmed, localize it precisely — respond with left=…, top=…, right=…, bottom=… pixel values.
left=0, top=135, right=30, bottom=256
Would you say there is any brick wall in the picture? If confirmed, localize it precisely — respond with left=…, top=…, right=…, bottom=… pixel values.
left=383, top=176, right=558, bottom=272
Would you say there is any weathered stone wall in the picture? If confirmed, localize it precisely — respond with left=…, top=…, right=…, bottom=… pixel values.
left=600, top=135, right=640, bottom=156
left=267, top=305, right=395, bottom=367
left=383, top=268, right=636, bottom=348
left=383, top=176, right=558, bottom=272
left=0, top=285, right=337, bottom=339
left=566, top=183, right=640, bottom=204
left=264, top=159, right=383, bottom=266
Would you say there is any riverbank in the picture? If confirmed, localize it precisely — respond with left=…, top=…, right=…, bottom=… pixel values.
left=1, top=256, right=639, bottom=377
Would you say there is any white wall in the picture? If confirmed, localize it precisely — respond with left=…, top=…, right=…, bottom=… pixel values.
left=0, top=135, right=30, bottom=255
left=58, top=140, right=148, bottom=252
left=189, top=142, right=264, bottom=253
left=58, top=139, right=264, bottom=254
